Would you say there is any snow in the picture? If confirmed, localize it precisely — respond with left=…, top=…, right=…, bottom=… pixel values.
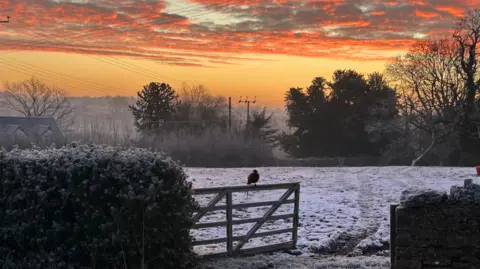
left=186, top=166, right=478, bottom=256
left=198, top=255, right=390, bottom=269
left=399, top=186, right=447, bottom=207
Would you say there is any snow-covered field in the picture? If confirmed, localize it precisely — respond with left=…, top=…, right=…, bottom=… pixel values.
left=186, top=166, right=476, bottom=257
left=198, top=255, right=391, bottom=269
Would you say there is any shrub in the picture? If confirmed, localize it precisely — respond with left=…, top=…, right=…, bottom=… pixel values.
left=0, top=143, right=197, bottom=269
left=66, top=120, right=278, bottom=167
left=138, top=128, right=277, bottom=167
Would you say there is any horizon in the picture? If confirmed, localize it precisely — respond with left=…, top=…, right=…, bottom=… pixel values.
left=0, top=0, right=476, bottom=107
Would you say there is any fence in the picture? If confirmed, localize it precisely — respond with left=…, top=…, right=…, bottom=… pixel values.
left=191, top=182, right=300, bottom=258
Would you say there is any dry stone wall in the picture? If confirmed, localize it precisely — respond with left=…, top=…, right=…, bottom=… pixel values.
left=393, top=179, right=480, bottom=269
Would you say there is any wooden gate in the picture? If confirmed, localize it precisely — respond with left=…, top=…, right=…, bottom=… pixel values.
left=191, top=182, right=300, bottom=258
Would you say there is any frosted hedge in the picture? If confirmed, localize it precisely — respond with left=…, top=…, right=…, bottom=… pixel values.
left=0, top=143, right=197, bottom=269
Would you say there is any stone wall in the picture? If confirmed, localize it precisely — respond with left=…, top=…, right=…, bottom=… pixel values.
left=392, top=179, right=480, bottom=269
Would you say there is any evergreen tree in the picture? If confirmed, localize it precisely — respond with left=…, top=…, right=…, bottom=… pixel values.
left=281, top=70, right=396, bottom=158
left=129, top=82, right=178, bottom=135
left=364, top=72, right=398, bottom=154
left=281, top=77, right=331, bottom=157
left=250, top=107, right=278, bottom=146
left=328, top=69, right=371, bottom=156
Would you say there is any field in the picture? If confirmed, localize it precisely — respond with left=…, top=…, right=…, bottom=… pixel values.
left=186, top=166, right=474, bottom=259
left=197, top=255, right=391, bottom=269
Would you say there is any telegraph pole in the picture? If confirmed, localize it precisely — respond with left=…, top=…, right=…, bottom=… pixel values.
left=228, top=96, right=232, bottom=130
left=0, top=16, right=10, bottom=23
left=239, top=96, right=256, bottom=128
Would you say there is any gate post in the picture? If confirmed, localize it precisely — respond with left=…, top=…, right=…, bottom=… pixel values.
left=390, top=204, right=398, bottom=269
left=226, top=191, right=233, bottom=256
left=292, top=183, right=300, bottom=246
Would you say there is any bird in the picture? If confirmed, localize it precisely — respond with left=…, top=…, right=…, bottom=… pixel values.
left=247, top=169, right=260, bottom=185
left=246, top=169, right=259, bottom=199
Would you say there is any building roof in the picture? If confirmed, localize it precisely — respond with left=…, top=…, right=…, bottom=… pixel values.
left=0, top=116, right=64, bottom=143
left=33, top=124, right=52, bottom=136
left=0, top=124, right=23, bottom=136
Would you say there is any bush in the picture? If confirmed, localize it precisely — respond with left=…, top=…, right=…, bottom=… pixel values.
left=137, top=128, right=277, bottom=167
left=0, top=143, right=197, bottom=269
left=66, top=120, right=278, bottom=167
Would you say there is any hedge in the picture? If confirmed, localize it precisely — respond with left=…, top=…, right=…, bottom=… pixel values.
left=0, top=143, right=198, bottom=269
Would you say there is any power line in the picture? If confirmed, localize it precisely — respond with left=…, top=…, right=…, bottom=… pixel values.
left=0, top=54, right=133, bottom=96
left=1, top=0, right=247, bottom=60
left=0, top=34, right=184, bottom=101
left=18, top=26, right=189, bottom=84
left=0, top=47, right=286, bottom=105
left=0, top=2, right=284, bottom=103
left=3, top=18, right=190, bottom=84
left=0, top=60, right=129, bottom=96
left=0, top=62, right=102, bottom=96
left=0, top=18, right=140, bottom=95
left=3, top=0, right=244, bottom=53
left=0, top=0, right=256, bottom=91
left=0, top=53, right=285, bottom=105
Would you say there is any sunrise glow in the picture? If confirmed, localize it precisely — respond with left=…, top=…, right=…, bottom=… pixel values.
left=0, top=0, right=477, bottom=106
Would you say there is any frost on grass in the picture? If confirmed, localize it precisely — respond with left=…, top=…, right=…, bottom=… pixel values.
left=0, top=142, right=197, bottom=269
left=197, top=255, right=390, bottom=269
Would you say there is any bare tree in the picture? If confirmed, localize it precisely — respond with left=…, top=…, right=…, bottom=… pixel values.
left=0, top=76, right=75, bottom=132
left=453, top=9, right=480, bottom=115
left=169, top=83, right=228, bottom=132
left=177, top=83, right=227, bottom=120
left=451, top=8, right=480, bottom=164
left=386, top=39, right=464, bottom=165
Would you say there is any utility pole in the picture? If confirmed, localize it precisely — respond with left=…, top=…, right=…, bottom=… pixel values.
left=239, top=96, right=256, bottom=129
left=228, top=96, right=232, bottom=131
left=0, top=16, right=10, bottom=23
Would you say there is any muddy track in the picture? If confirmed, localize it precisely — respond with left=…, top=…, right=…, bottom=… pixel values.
left=327, top=168, right=382, bottom=256
left=327, top=230, right=369, bottom=255
left=308, top=167, right=417, bottom=257
left=352, top=168, right=382, bottom=255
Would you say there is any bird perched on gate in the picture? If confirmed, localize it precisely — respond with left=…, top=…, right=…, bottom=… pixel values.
left=247, top=169, right=260, bottom=185
left=246, top=169, right=259, bottom=199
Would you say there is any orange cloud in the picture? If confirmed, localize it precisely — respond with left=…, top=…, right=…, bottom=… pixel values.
left=0, top=0, right=479, bottom=67
left=415, top=9, right=439, bottom=19
left=436, top=6, right=465, bottom=17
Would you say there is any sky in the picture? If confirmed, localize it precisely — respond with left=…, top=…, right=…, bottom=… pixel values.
left=0, top=0, right=477, bottom=107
